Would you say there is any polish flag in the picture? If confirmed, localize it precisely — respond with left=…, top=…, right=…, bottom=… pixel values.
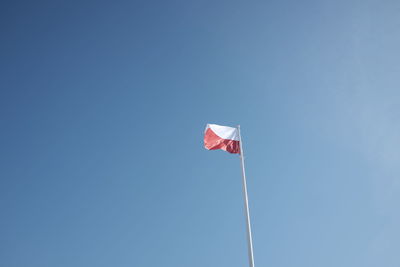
left=204, top=124, right=240, bottom=154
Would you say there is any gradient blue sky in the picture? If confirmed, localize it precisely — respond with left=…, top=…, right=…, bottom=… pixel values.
left=1, top=0, right=400, bottom=266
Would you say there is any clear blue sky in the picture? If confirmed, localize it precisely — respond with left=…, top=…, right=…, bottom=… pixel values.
left=1, top=0, right=400, bottom=266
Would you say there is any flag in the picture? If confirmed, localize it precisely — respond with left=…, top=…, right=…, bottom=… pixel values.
left=204, top=124, right=240, bottom=154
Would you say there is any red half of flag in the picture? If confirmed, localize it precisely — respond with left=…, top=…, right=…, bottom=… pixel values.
left=204, top=124, right=240, bottom=154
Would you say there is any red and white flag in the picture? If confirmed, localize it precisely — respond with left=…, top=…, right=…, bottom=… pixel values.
left=204, top=124, right=240, bottom=154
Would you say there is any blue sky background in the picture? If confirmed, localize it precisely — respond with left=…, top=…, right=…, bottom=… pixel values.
left=1, top=0, right=400, bottom=266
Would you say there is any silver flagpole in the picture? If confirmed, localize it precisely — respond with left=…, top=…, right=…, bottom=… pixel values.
left=237, top=125, right=255, bottom=267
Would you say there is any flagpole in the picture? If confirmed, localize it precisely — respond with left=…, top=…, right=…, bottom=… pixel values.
left=237, top=125, right=255, bottom=267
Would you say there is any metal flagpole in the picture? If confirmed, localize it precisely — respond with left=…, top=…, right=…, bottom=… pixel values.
left=237, top=125, right=255, bottom=267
